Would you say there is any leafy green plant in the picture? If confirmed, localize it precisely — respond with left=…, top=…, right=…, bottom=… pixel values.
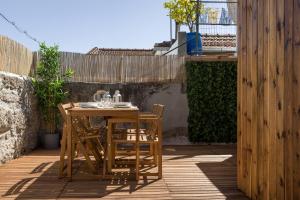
left=186, top=61, right=237, bottom=143
left=32, top=43, right=73, bottom=134
left=164, top=0, right=205, bottom=32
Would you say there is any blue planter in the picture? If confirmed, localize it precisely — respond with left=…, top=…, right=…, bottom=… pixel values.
left=186, top=32, right=202, bottom=55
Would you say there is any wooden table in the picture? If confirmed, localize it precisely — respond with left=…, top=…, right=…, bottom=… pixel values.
left=66, top=105, right=139, bottom=180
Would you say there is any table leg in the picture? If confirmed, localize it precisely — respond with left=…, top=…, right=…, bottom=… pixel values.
left=158, top=118, right=163, bottom=179
left=59, top=123, right=67, bottom=177
left=107, top=122, right=112, bottom=173
left=136, top=117, right=140, bottom=181
left=67, top=115, right=73, bottom=180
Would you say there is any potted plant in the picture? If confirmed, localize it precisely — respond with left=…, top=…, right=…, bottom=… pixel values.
left=164, top=0, right=205, bottom=55
left=33, top=43, right=73, bottom=149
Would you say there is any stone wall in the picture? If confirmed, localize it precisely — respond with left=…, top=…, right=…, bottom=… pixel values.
left=0, top=71, right=39, bottom=164
left=65, top=82, right=190, bottom=145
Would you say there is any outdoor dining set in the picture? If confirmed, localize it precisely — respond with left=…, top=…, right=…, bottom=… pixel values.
left=57, top=90, right=164, bottom=181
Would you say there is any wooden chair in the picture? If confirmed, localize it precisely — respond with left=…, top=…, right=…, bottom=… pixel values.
left=107, top=104, right=164, bottom=180
left=58, top=103, right=106, bottom=177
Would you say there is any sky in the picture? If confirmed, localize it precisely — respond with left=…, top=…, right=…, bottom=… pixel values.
left=0, top=0, right=171, bottom=53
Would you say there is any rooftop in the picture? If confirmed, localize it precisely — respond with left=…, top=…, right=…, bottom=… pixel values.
left=154, top=39, right=176, bottom=48
left=201, top=34, right=236, bottom=48
left=87, top=34, right=237, bottom=56
left=87, top=47, right=154, bottom=56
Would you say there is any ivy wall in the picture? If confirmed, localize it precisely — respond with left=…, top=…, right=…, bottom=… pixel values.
left=186, top=61, right=237, bottom=143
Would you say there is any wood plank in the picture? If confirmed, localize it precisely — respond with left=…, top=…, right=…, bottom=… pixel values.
left=262, top=0, right=270, bottom=198
left=293, top=0, right=300, bottom=198
left=268, top=0, right=277, bottom=198
left=250, top=0, right=258, bottom=198
left=256, top=0, right=265, bottom=198
left=284, top=0, right=294, bottom=199
left=184, top=55, right=237, bottom=62
left=66, top=114, right=72, bottom=179
left=239, top=0, right=248, bottom=194
left=275, top=0, right=285, bottom=199
left=245, top=0, right=253, bottom=196
left=237, top=0, right=241, bottom=191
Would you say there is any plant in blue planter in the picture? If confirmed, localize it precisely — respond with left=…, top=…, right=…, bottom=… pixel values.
left=164, top=0, right=205, bottom=55
left=187, top=32, right=202, bottom=55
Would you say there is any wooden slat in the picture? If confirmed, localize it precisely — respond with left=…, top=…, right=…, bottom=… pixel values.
left=245, top=0, right=253, bottom=196
left=275, top=0, right=285, bottom=198
left=267, top=0, right=277, bottom=198
left=284, top=0, right=294, bottom=199
left=250, top=0, right=258, bottom=197
left=238, top=0, right=248, bottom=193
left=257, top=0, right=265, bottom=198
left=184, top=55, right=237, bottom=62
left=262, top=0, right=270, bottom=198
left=236, top=0, right=242, bottom=191
left=293, top=0, right=300, bottom=199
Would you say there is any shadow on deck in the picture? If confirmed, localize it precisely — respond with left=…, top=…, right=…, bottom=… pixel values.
left=0, top=145, right=248, bottom=200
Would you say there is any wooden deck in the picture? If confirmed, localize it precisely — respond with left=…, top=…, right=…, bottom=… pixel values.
left=0, top=145, right=248, bottom=200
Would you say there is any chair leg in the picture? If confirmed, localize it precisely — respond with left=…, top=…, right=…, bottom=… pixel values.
left=153, top=143, right=158, bottom=166
left=59, top=125, right=67, bottom=178
left=86, top=139, right=102, bottom=166
left=102, top=144, right=107, bottom=177
left=107, top=122, right=113, bottom=173
left=136, top=121, right=140, bottom=181
left=149, top=143, right=154, bottom=155
left=158, top=119, right=163, bottom=179
left=77, top=141, right=96, bottom=174
left=72, top=142, right=76, bottom=162
left=112, top=142, right=116, bottom=166
left=157, top=142, right=162, bottom=179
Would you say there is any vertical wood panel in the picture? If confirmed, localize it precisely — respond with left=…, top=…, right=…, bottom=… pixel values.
left=245, top=0, right=253, bottom=196
left=250, top=0, right=258, bottom=197
left=238, top=0, right=300, bottom=199
left=262, top=0, right=270, bottom=198
left=284, top=0, right=294, bottom=199
left=268, top=0, right=277, bottom=198
left=237, top=0, right=243, bottom=190
left=257, top=0, right=265, bottom=198
left=293, top=0, right=300, bottom=199
left=275, top=0, right=285, bottom=198
left=238, top=0, right=249, bottom=193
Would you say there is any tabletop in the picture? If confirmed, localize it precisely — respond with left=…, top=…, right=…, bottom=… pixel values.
left=68, top=102, right=139, bottom=117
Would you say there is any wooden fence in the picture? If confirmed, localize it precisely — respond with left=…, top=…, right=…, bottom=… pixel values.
left=0, top=35, right=33, bottom=75
left=237, top=0, right=300, bottom=199
left=34, top=52, right=186, bottom=83
left=0, top=36, right=236, bottom=84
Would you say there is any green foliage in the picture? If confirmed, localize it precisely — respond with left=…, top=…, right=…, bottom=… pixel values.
left=32, top=43, right=73, bottom=134
left=164, top=0, right=205, bottom=32
left=186, top=61, right=237, bottom=143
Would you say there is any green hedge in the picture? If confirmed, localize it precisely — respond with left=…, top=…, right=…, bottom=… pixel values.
left=186, top=61, right=237, bottom=143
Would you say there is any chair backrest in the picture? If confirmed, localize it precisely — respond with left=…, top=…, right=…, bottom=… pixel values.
left=58, top=103, right=73, bottom=122
left=69, top=102, right=93, bottom=129
left=147, top=104, right=165, bottom=137
left=152, top=104, right=164, bottom=119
